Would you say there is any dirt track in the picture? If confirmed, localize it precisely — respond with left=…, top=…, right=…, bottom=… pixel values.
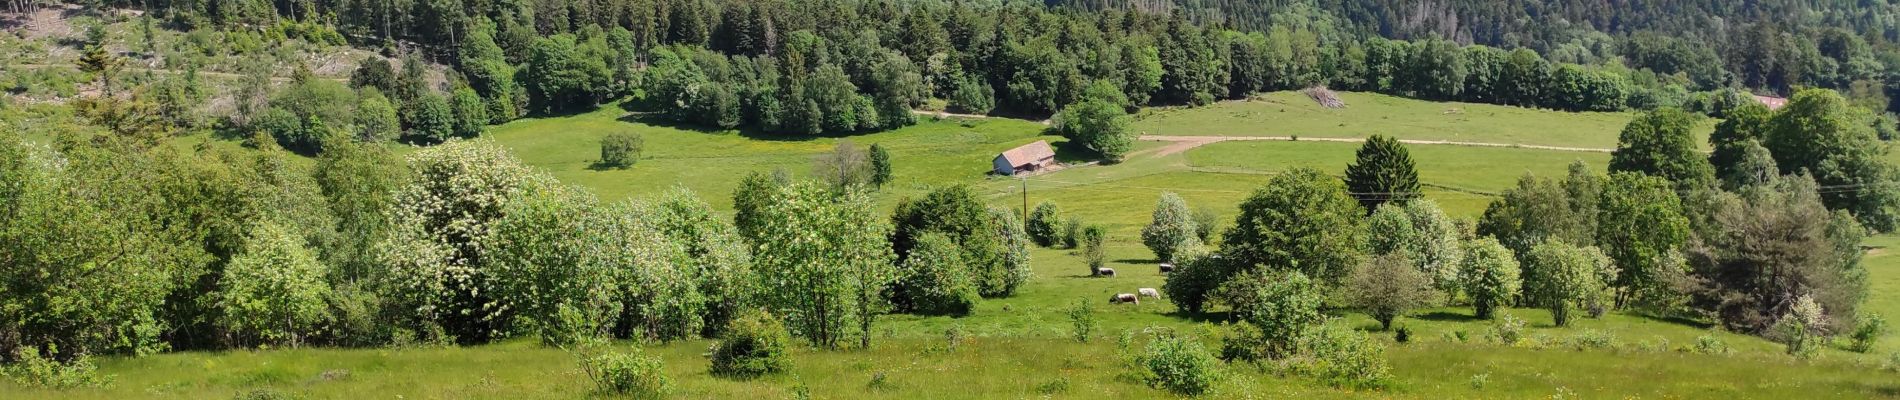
left=1137, top=135, right=1617, bottom=158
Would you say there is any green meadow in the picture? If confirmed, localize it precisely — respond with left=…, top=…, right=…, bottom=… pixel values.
left=8, top=91, right=1899, bottom=399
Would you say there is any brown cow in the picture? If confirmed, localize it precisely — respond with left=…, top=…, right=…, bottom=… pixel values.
left=1110, top=293, right=1140, bottom=305
left=1158, top=263, right=1175, bottom=273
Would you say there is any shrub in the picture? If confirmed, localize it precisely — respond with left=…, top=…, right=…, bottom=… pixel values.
left=1469, top=373, right=1489, bottom=389
left=1141, top=192, right=1202, bottom=262
left=599, top=130, right=643, bottom=169
left=1061, top=216, right=1083, bottom=249
left=1035, top=377, right=1072, bottom=394
left=1489, top=313, right=1527, bottom=345
left=1569, top=329, right=1616, bottom=350
left=1690, top=334, right=1731, bottom=355
left=2, top=347, right=109, bottom=389
left=1081, top=225, right=1108, bottom=274
left=1346, top=253, right=1439, bottom=330
left=1191, top=207, right=1220, bottom=243
left=1848, top=314, right=1887, bottom=353
left=709, top=310, right=791, bottom=378
left=582, top=347, right=669, bottom=398
left=895, top=232, right=979, bottom=315
left=1219, top=270, right=1324, bottom=359
left=1302, top=323, right=1393, bottom=390
left=1026, top=201, right=1062, bottom=247
left=1522, top=242, right=1612, bottom=327
left=1139, top=333, right=1222, bottom=395
left=1067, top=297, right=1098, bottom=343
left=233, top=389, right=296, bottom=400
left=1162, top=246, right=1230, bottom=314
left=1394, top=326, right=1412, bottom=344
left=1219, top=322, right=1271, bottom=362
left=218, top=221, right=334, bottom=347
left=1459, top=237, right=1521, bottom=319
left=1774, top=295, right=1826, bottom=359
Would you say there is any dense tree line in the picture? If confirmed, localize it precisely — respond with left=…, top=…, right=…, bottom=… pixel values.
left=87, top=0, right=1897, bottom=153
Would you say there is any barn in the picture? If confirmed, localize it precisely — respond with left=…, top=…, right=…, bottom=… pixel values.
left=993, top=140, right=1056, bottom=176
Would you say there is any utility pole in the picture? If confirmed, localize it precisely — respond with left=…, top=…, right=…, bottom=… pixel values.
left=1020, top=176, right=1028, bottom=224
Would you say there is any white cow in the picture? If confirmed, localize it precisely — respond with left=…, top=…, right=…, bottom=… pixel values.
left=1137, top=288, right=1160, bottom=299
left=1110, top=293, right=1140, bottom=304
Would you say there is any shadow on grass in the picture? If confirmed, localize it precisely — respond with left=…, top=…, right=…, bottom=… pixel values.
left=1164, top=310, right=1236, bottom=324
left=1413, top=311, right=1481, bottom=322
left=1622, top=311, right=1714, bottom=329
left=1111, top=258, right=1159, bottom=265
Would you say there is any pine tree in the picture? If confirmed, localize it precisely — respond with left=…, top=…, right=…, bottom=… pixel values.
left=869, top=143, right=893, bottom=188
left=1344, top=135, right=1421, bottom=213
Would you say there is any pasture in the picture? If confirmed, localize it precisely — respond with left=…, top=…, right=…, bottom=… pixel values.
left=7, top=91, right=1899, bottom=399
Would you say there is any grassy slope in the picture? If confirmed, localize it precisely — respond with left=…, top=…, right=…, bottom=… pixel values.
left=1133, top=91, right=1718, bottom=149
left=9, top=95, right=1900, bottom=399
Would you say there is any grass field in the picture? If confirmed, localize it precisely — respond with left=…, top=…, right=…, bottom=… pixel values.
left=1133, top=91, right=1719, bottom=149
left=7, top=244, right=1897, bottom=399
left=9, top=97, right=1900, bottom=399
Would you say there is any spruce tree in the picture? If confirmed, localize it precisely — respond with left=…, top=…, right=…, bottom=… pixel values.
left=1344, top=135, right=1421, bottom=212
left=869, top=143, right=893, bottom=188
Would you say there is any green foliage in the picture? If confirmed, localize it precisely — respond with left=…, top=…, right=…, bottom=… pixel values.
left=814, top=140, right=873, bottom=192
left=637, top=189, right=756, bottom=339
left=1222, top=167, right=1366, bottom=285
left=868, top=143, right=893, bottom=188
left=262, top=76, right=358, bottom=153
left=1489, top=313, right=1528, bottom=345
left=1478, top=172, right=1598, bottom=259
left=1344, top=135, right=1420, bottom=211
left=218, top=222, right=333, bottom=347
left=1764, top=89, right=1900, bottom=232
left=1596, top=172, right=1691, bottom=309
left=1346, top=253, right=1438, bottom=330
left=1061, top=216, right=1084, bottom=249
left=488, top=186, right=619, bottom=345
left=1163, top=245, right=1231, bottom=314
left=1055, top=82, right=1135, bottom=162
left=1026, top=201, right=1063, bottom=247
left=747, top=182, right=895, bottom=349
left=1138, top=332, right=1222, bottom=396
left=315, top=142, right=410, bottom=284
left=449, top=86, right=489, bottom=138
left=598, top=130, right=643, bottom=169
left=1301, top=323, right=1393, bottom=390
left=1081, top=225, right=1108, bottom=274
left=353, top=89, right=401, bottom=142
left=1688, top=175, right=1869, bottom=333
left=1611, top=108, right=1715, bottom=187
left=523, top=34, right=613, bottom=114
left=1220, top=270, right=1325, bottom=359
left=896, top=233, right=979, bottom=316
left=1523, top=242, right=1613, bottom=327
left=1141, top=192, right=1203, bottom=262
left=1066, top=298, right=1098, bottom=343
left=1459, top=237, right=1522, bottom=319
left=581, top=347, right=670, bottom=398
left=2, top=348, right=109, bottom=389
left=402, top=93, right=455, bottom=144
left=0, top=133, right=176, bottom=357
left=709, top=309, right=791, bottom=378
left=376, top=140, right=553, bottom=343
left=1847, top=314, right=1887, bottom=353
left=947, top=73, right=995, bottom=114
left=1691, top=334, right=1732, bottom=355
left=891, top=185, right=1028, bottom=297
left=1774, top=295, right=1827, bottom=359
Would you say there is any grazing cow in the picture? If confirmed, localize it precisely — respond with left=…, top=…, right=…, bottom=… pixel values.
left=1137, top=288, right=1160, bottom=299
left=1096, top=267, right=1117, bottom=277
left=1158, top=263, right=1175, bottom=273
left=1110, top=293, right=1140, bottom=304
